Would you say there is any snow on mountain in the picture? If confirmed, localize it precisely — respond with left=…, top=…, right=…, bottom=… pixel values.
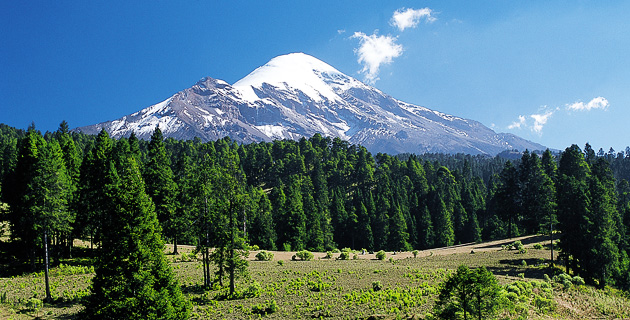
left=76, top=53, right=545, bottom=155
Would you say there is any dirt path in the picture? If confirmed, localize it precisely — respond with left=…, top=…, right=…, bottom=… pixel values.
left=165, top=234, right=551, bottom=261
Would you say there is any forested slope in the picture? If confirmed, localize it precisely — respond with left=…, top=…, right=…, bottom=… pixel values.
left=1, top=122, right=629, bottom=290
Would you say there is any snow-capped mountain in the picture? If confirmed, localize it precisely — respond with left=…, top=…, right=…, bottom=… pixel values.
left=76, top=53, right=544, bottom=155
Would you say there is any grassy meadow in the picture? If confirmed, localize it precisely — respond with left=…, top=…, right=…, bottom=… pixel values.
left=1, top=235, right=629, bottom=319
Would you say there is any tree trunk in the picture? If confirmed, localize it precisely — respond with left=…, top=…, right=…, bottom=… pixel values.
left=44, top=230, right=52, bottom=303
left=550, top=222, right=554, bottom=267
left=229, top=202, right=236, bottom=295
left=173, top=235, right=178, bottom=255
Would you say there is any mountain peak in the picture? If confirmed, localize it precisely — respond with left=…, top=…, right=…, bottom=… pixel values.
left=76, top=53, right=546, bottom=155
left=233, top=52, right=345, bottom=102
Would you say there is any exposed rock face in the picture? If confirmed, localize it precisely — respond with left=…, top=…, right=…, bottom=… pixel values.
left=76, top=53, right=544, bottom=155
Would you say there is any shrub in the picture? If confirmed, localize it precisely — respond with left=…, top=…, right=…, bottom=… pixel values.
left=250, top=244, right=260, bottom=251
left=296, top=250, right=314, bottom=261
left=543, top=274, right=551, bottom=283
left=244, top=281, right=262, bottom=298
left=533, top=295, right=556, bottom=313
left=324, top=251, right=333, bottom=259
left=521, top=260, right=527, bottom=266
left=332, top=248, right=340, bottom=253
left=353, top=253, right=359, bottom=260
left=338, top=251, right=350, bottom=260
left=572, top=276, right=585, bottom=286
left=562, top=279, right=573, bottom=290
left=553, top=273, right=572, bottom=284
left=255, top=251, right=274, bottom=261
left=533, top=243, right=543, bottom=250
left=25, top=298, right=43, bottom=311
left=308, top=279, right=331, bottom=292
left=412, top=250, right=419, bottom=258
left=372, top=281, right=383, bottom=291
left=277, top=260, right=284, bottom=266
left=251, top=300, right=278, bottom=315
left=376, top=250, right=386, bottom=260
left=282, top=243, right=291, bottom=252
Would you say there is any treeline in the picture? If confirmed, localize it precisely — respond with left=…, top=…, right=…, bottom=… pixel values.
left=0, top=122, right=629, bottom=290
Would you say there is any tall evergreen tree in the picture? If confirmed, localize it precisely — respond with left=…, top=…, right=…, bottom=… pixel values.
left=75, top=129, right=114, bottom=249
left=84, top=156, right=190, bottom=319
left=557, top=144, right=591, bottom=275
left=143, top=127, right=179, bottom=253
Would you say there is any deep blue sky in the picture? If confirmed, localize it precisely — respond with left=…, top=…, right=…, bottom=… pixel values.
left=2, top=1, right=629, bottom=152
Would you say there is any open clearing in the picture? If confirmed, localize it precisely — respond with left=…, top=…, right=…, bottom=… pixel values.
left=1, top=234, right=629, bottom=319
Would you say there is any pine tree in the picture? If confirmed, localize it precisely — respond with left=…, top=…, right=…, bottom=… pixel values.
left=15, top=138, right=74, bottom=301
left=416, top=204, right=434, bottom=249
left=557, top=144, right=591, bottom=275
left=586, top=158, right=620, bottom=286
left=432, top=194, right=455, bottom=247
left=143, top=127, right=179, bottom=253
left=5, top=125, right=47, bottom=268
left=387, top=204, right=410, bottom=251
left=84, top=156, right=190, bottom=319
left=495, top=161, right=520, bottom=238
left=248, top=187, right=276, bottom=250
left=356, top=202, right=374, bottom=250
left=283, top=176, right=306, bottom=251
left=75, top=129, right=114, bottom=249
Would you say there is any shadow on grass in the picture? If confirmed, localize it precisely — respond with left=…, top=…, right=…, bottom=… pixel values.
left=486, top=257, right=560, bottom=281
left=0, top=241, right=95, bottom=277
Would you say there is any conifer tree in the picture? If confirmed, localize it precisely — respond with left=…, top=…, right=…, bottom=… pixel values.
left=416, top=204, right=434, bottom=249
left=387, top=204, right=410, bottom=251
left=144, top=127, right=179, bottom=253
left=557, top=144, right=591, bottom=274
left=75, top=129, right=114, bottom=249
left=248, top=187, right=276, bottom=250
left=84, top=156, right=190, bottom=319
left=5, top=125, right=47, bottom=268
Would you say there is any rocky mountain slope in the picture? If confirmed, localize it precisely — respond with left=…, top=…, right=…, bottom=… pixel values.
left=76, top=53, right=544, bottom=155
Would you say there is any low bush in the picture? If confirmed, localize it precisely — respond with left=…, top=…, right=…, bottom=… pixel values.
left=251, top=300, right=278, bottom=315
left=376, top=250, right=386, bottom=260
left=533, top=243, right=543, bottom=250
left=372, top=281, right=383, bottom=291
left=296, top=250, right=314, bottom=261
left=338, top=251, right=350, bottom=260
left=255, top=251, right=274, bottom=261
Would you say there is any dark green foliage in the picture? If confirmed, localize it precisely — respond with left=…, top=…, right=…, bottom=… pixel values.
left=143, top=127, right=179, bottom=253
left=3, top=122, right=630, bottom=292
left=83, top=156, right=190, bottom=320
left=434, top=265, right=501, bottom=320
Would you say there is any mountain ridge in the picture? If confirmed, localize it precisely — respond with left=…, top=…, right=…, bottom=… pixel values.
left=75, top=52, right=545, bottom=155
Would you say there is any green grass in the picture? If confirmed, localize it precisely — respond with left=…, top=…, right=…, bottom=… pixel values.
left=1, top=238, right=629, bottom=319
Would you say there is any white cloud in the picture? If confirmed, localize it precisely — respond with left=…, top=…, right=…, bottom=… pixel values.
left=507, top=96, right=608, bottom=135
left=508, top=115, right=526, bottom=129
left=352, top=32, right=403, bottom=84
left=390, top=8, right=436, bottom=31
left=530, top=111, right=553, bottom=134
left=566, top=96, right=609, bottom=111
left=337, top=29, right=346, bottom=35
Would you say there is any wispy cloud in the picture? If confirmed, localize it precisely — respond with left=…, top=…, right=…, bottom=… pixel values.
left=507, top=96, right=609, bottom=135
left=351, top=32, right=403, bottom=84
left=508, top=115, right=526, bottom=129
left=530, top=111, right=553, bottom=134
left=566, top=96, right=609, bottom=111
left=390, top=8, right=435, bottom=31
